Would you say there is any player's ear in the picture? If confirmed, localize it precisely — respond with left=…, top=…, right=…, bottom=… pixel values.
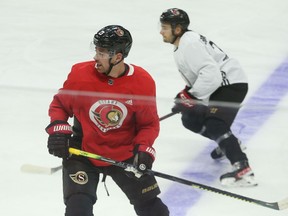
left=175, top=24, right=184, bottom=36
left=115, top=52, right=124, bottom=64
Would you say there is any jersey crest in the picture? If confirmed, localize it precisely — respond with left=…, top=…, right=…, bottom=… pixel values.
left=89, top=100, right=128, bottom=132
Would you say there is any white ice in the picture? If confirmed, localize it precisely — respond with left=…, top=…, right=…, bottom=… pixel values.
left=1, top=0, right=288, bottom=215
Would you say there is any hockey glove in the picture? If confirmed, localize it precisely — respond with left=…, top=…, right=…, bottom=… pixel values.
left=125, top=144, right=155, bottom=179
left=45, top=120, right=73, bottom=159
left=172, top=87, right=198, bottom=113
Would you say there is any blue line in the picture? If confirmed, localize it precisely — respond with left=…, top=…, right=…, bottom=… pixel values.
left=161, top=59, right=288, bottom=215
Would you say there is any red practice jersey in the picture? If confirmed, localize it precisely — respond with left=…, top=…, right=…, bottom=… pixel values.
left=48, top=61, right=160, bottom=166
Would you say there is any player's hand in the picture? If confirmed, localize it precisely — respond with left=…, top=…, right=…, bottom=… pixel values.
left=172, top=87, right=197, bottom=113
left=45, top=120, right=73, bottom=159
left=125, top=144, right=155, bottom=179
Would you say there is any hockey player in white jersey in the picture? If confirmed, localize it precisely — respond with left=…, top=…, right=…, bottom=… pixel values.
left=159, top=8, right=257, bottom=187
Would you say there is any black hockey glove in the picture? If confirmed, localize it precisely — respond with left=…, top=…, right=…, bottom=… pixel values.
left=172, top=86, right=198, bottom=113
left=125, top=144, right=155, bottom=179
left=45, top=120, right=73, bottom=159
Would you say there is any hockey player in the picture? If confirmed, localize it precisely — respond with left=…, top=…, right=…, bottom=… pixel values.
left=45, top=25, right=169, bottom=216
left=159, top=8, right=257, bottom=187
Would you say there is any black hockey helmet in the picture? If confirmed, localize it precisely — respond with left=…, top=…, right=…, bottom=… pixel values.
left=93, top=25, right=132, bottom=58
left=160, top=8, right=190, bottom=30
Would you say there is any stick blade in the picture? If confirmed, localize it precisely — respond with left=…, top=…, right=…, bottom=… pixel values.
left=278, top=197, right=288, bottom=210
left=20, top=164, right=61, bottom=175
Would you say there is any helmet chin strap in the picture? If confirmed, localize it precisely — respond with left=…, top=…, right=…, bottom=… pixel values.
left=170, top=27, right=188, bottom=44
left=170, top=35, right=178, bottom=44
left=170, top=26, right=179, bottom=44
left=104, top=56, right=124, bottom=76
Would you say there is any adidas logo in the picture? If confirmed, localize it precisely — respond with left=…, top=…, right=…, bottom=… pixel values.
left=125, top=99, right=133, bottom=105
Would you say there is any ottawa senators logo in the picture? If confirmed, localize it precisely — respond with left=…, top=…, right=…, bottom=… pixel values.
left=170, top=8, right=180, bottom=16
left=115, top=27, right=124, bottom=37
left=69, top=171, right=88, bottom=185
left=89, top=100, right=127, bottom=132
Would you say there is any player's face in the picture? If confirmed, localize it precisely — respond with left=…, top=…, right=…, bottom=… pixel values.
left=94, top=47, right=115, bottom=73
left=160, top=23, right=174, bottom=43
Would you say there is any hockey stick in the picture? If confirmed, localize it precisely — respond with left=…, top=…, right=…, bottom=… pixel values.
left=159, top=112, right=177, bottom=121
left=69, top=147, right=288, bottom=211
left=20, top=164, right=62, bottom=175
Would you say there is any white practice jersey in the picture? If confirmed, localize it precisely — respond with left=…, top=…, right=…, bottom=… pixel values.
left=174, top=31, right=248, bottom=101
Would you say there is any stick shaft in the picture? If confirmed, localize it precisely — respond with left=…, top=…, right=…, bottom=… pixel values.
left=69, top=147, right=285, bottom=210
left=159, top=112, right=177, bottom=121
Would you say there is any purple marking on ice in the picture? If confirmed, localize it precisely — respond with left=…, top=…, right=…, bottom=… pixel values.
left=161, top=59, right=288, bottom=216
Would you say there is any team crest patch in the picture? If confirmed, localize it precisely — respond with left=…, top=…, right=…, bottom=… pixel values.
left=69, top=171, right=88, bottom=185
left=170, top=8, right=180, bottom=16
left=89, top=100, right=128, bottom=132
left=115, top=27, right=124, bottom=37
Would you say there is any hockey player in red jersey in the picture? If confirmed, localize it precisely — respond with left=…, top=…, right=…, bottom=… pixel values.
left=45, top=25, right=169, bottom=216
left=159, top=8, right=257, bottom=187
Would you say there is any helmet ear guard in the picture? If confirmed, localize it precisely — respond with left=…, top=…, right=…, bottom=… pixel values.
left=93, top=25, right=132, bottom=58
